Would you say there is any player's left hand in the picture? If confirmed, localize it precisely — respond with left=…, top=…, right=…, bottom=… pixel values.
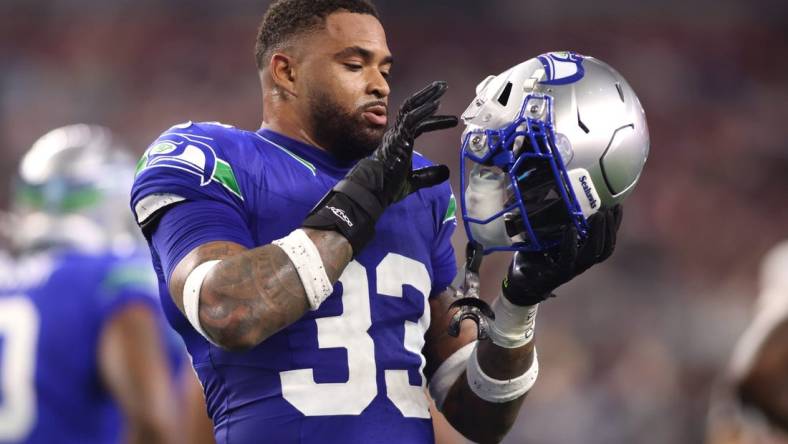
left=501, top=205, right=623, bottom=306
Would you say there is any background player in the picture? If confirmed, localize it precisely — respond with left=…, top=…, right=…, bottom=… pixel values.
left=0, top=124, right=190, bottom=444
left=706, top=241, right=788, bottom=444
left=130, top=1, right=634, bottom=443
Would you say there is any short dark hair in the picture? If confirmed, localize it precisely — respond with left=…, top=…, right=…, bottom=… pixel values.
left=255, top=0, right=380, bottom=70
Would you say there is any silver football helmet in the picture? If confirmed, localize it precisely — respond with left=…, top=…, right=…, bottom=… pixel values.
left=8, top=124, right=140, bottom=254
left=460, top=51, right=650, bottom=253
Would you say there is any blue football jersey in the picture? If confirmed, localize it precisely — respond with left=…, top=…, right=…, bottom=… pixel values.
left=0, top=249, right=183, bottom=444
left=131, top=122, right=458, bottom=443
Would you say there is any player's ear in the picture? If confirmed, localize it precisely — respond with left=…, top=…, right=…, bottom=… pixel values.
left=269, top=53, right=298, bottom=97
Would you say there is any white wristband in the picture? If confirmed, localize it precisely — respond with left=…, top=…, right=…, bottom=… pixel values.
left=428, top=341, right=476, bottom=410
left=466, top=345, right=539, bottom=403
left=272, top=229, right=333, bottom=310
left=183, top=260, right=222, bottom=345
left=489, top=295, right=538, bottom=348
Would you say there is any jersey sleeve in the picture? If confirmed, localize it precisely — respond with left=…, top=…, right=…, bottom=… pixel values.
left=130, top=122, right=248, bottom=235
left=151, top=199, right=254, bottom=283
left=430, top=183, right=458, bottom=297
left=130, top=122, right=256, bottom=283
left=95, top=256, right=161, bottom=322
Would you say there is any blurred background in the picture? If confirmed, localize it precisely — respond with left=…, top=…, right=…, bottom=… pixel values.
left=1, top=0, right=787, bottom=442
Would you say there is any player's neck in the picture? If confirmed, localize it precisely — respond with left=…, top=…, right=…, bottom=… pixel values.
left=260, top=106, right=327, bottom=152
left=260, top=84, right=327, bottom=151
left=260, top=121, right=325, bottom=151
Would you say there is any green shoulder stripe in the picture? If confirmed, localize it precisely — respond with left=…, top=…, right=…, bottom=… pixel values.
left=443, top=194, right=457, bottom=223
left=135, top=153, right=147, bottom=177
left=214, top=159, right=243, bottom=198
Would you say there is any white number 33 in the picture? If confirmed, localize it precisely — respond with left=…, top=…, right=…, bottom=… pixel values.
left=281, top=253, right=432, bottom=418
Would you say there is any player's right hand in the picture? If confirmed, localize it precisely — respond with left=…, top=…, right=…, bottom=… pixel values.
left=303, top=81, right=458, bottom=256
left=501, top=205, right=624, bottom=306
left=372, top=81, right=457, bottom=205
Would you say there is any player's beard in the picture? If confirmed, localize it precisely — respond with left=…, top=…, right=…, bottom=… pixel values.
left=308, top=90, right=386, bottom=162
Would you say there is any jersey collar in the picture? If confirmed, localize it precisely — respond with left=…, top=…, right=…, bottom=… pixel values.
left=256, top=129, right=359, bottom=176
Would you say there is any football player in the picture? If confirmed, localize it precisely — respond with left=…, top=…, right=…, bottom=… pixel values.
left=706, top=241, right=788, bottom=444
left=130, top=1, right=648, bottom=443
left=0, top=125, right=186, bottom=444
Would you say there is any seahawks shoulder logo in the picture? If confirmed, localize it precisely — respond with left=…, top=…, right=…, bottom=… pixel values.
left=537, top=51, right=586, bottom=85
left=135, top=132, right=243, bottom=199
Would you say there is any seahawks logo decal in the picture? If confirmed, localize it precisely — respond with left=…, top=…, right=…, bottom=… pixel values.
left=537, top=51, right=586, bottom=85
left=135, top=133, right=243, bottom=199
left=145, top=136, right=217, bottom=186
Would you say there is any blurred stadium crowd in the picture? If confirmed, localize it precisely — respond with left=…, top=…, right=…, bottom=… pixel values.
left=1, top=0, right=787, bottom=443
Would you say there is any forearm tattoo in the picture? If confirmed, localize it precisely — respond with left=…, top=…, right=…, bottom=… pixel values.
left=180, top=229, right=352, bottom=349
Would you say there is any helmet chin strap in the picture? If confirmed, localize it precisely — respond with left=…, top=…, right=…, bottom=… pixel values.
left=448, top=241, right=495, bottom=340
left=465, top=165, right=516, bottom=249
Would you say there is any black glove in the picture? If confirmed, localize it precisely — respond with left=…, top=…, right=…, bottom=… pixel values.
left=501, top=205, right=624, bottom=306
left=303, top=81, right=458, bottom=255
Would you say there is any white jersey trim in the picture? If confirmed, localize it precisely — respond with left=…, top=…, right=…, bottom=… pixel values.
left=134, top=193, right=186, bottom=225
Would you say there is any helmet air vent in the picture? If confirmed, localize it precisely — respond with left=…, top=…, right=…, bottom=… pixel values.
left=615, top=82, right=625, bottom=102
left=577, top=109, right=590, bottom=134
left=497, top=82, right=514, bottom=106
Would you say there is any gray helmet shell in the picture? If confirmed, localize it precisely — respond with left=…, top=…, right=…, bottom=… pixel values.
left=460, top=52, right=650, bottom=252
left=462, top=52, right=649, bottom=211
left=10, top=124, right=139, bottom=253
